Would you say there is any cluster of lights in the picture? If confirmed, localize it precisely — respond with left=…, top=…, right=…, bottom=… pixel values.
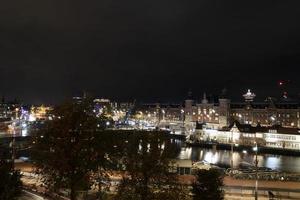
left=29, top=105, right=53, bottom=121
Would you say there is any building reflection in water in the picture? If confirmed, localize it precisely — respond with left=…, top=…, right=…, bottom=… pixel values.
left=177, top=146, right=300, bottom=173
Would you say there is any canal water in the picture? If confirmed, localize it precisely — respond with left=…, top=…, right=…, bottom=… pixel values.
left=2, top=131, right=300, bottom=173
left=178, top=146, right=300, bottom=173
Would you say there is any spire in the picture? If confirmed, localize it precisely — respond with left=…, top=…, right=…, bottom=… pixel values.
left=187, top=89, right=193, bottom=100
left=202, top=93, right=208, bottom=104
left=220, top=88, right=228, bottom=99
left=243, top=89, right=256, bottom=102
left=266, top=97, right=276, bottom=108
left=83, top=91, right=87, bottom=99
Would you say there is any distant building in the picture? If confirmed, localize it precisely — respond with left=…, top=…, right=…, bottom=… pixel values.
left=188, top=89, right=300, bottom=129
left=135, top=103, right=184, bottom=123
left=0, top=98, right=21, bottom=131
left=0, top=99, right=20, bottom=120
left=135, top=89, right=300, bottom=130
left=199, top=121, right=300, bottom=150
left=30, top=105, right=53, bottom=121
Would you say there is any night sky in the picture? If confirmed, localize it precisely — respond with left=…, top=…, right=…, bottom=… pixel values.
left=0, top=0, right=300, bottom=104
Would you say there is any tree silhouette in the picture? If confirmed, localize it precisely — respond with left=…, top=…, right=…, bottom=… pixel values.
left=0, top=162, right=22, bottom=200
left=192, top=169, right=224, bottom=200
left=115, top=131, right=189, bottom=200
left=31, top=98, right=109, bottom=200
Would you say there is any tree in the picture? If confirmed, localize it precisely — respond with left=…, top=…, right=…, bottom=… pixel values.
left=31, top=98, right=109, bottom=200
left=91, top=130, right=126, bottom=200
left=192, top=169, right=224, bottom=200
left=0, top=162, right=22, bottom=200
left=115, top=131, right=189, bottom=200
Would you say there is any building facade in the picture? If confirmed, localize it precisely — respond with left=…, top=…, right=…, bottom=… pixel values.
left=135, top=89, right=300, bottom=131
left=196, top=122, right=300, bottom=151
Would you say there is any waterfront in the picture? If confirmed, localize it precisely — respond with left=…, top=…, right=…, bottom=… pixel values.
left=178, top=145, right=300, bottom=173
left=2, top=131, right=300, bottom=173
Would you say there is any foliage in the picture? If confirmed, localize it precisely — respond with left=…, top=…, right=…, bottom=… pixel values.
left=30, top=97, right=188, bottom=200
left=115, top=131, right=189, bottom=200
left=192, top=169, right=224, bottom=200
left=31, top=98, right=110, bottom=200
left=0, top=162, right=22, bottom=200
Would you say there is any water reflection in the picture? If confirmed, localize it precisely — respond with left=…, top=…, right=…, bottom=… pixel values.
left=21, top=129, right=28, bottom=137
left=178, top=146, right=300, bottom=173
left=264, top=157, right=281, bottom=171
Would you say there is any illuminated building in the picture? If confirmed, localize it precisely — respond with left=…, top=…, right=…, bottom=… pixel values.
left=135, top=103, right=184, bottom=123
left=186, top=89, right=300, bottom=129
left=197, top=121, right=300, bottom=150
left=30, top=105, right=53, bottom=121
left=0, top=98, right=20, bottom=120
left=136, top=89, right=300, bottom=131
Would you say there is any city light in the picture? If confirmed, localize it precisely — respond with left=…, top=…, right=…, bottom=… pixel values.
left=253, top=146, right=258, bottom=152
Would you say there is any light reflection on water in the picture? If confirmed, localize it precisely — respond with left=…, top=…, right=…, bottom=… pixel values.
left=178, top=146, right=300, bottom=173
left=21, top=129, right=28, bottom=137
left=2, top=132, right=300, bottom=173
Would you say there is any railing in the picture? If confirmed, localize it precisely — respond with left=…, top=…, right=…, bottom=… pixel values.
left=224, top=185, right=300, bottom=200
left=227, top=169, right=300, bottom=182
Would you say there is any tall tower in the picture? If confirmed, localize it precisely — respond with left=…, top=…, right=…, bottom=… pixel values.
left=243, top=89, right=256, bottom=102
left=185, top=91, right=194, bottom=123
left=219, top=88, right=230, bottom=128
left=183, top=91, right=195, bottom=135
left=201, top=93, right=208, bottom=104
left=243, top=89, right=256, bottom=124
left=155, top=103, right=161, bottom=124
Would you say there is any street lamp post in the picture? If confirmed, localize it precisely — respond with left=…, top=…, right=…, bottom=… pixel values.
left=254, top=141, right=259, bottom=200
left=11, top=108, right=19, bottom=170
left=231, top=130, right=234, bottom=169
left=11, top=136, right=16, bottom=170
left=162, top=109, right=165, bottom=122
left=181, top=109, right=185, bottom=134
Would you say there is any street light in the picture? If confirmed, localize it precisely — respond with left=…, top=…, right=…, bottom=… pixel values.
left=254, top=140, right=259, bottom=200
left=231, top=130, right=234, bottom=169
left=181, top=109, right=185, bottom=134
left=162, top=109, right=165, bottom=121
left=11, top=107, right=20, bottom=170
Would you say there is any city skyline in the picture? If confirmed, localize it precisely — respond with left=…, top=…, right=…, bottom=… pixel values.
left=2, top=1, right=300, bottom=200
left=0, top=84, right=299, bottom=105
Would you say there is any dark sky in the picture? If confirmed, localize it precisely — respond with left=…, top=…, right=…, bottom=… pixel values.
left=0, top=0, right=300, bottom=104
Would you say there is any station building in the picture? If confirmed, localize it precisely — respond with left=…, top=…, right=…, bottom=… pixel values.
left=136, top=89, right=300, bottom=130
